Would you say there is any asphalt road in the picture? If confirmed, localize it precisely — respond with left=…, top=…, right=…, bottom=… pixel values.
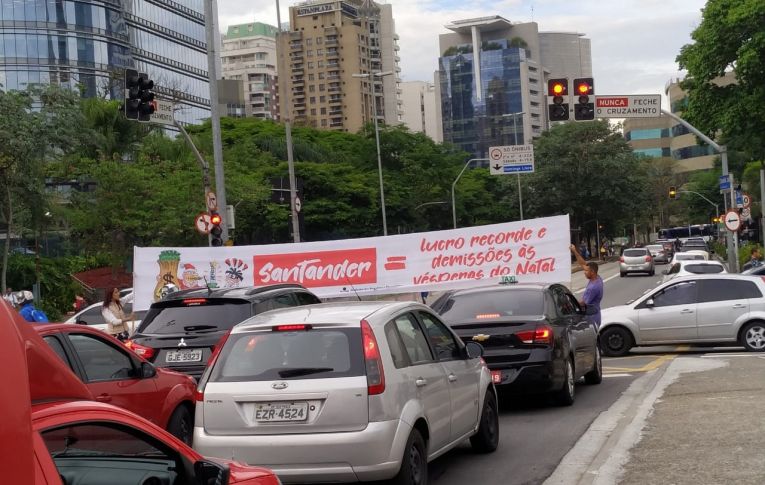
left=427, top=261, right=666, bottom=485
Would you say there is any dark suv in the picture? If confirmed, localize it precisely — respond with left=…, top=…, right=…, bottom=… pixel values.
left=126, top=284, right=321, bottom=378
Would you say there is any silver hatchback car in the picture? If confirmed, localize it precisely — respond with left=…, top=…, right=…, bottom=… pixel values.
left=620, top=247, right=655, bottom=277
left=193, top=301, right=498, bottom=484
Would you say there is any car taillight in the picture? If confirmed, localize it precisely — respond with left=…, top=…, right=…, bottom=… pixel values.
left=619, top=256, right=625, bottom=263
left=183, top=298, right=207, bottom=305
left=206, top=330, right=232, bottom=370
left=645, top=255, right=652, bottom=262
left=124, top=340, right=156, bottom=360
left=515, top=324, right=554, bottom=345
left=361, top=319, right=385, bottom=395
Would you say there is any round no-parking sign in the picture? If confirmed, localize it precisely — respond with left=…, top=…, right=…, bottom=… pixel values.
left=724, top=210, right=741, bottom=232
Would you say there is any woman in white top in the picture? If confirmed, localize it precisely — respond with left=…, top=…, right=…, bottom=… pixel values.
left=101, top=287, right=134, bottom=338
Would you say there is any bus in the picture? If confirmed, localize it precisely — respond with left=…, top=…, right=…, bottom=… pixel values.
left=657, top=224, right=718, bottom=242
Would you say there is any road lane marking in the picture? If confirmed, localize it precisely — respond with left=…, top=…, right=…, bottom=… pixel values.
left=603, top=354, right=676, bottom=373
left=674, top=345, right=691, bottom=352
left=702, top=353, right=760, bottom=358
left=603, top=373, right=633, bottom=378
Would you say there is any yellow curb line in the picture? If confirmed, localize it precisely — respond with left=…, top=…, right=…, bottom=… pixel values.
left=604, top=354, right=678, bottom=373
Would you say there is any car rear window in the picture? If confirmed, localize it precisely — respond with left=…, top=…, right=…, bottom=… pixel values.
left=433, top=289, right=544, bottom=321
left=646, top=245, right=663, bottom=252
left=684, top=264, right=724, bottom=274
left=138, top=299, right=251, bottom=334
left=676, top=254, right=704, bottom=261
left=210, top=328, right=364, bottom=381
left=623, top=249, right=648, bottom=257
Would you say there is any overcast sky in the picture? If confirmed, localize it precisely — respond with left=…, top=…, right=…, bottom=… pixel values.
left=218, top=0, right=708, bottom=108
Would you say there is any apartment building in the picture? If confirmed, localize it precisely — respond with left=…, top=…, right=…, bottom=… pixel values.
left=276, top=0, right=401, bottom=132
left=435, top=16, right=592, bottom=158
left=400, top=81, right=441, bottom=142
left=221, top=22, right=280, bottom=119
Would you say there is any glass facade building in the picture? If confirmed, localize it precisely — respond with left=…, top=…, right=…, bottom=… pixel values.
left=0, top=0, right=210, bottom=124
left=439, top=40, right=525, bottom=158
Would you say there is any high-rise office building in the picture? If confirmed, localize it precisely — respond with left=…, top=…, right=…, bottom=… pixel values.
left=0, top=0, right=210, bottom=124
left=221, top=22, right=280, bottom=120
left=276, top=0, right=401, bottom=132
left=435, top=16, right=592, bottom=158
left=400, top=81, right=440, bottom=142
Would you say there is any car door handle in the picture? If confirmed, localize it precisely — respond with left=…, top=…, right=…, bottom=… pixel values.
left=95, top=394, right=112, bottom=403
left=680, top=309, right=694, bottom=314
left=415, top=378, right=428, bottom=387
left=448, top=374, right=458, bottom=382
left=732, top=304, right=746, bottom=309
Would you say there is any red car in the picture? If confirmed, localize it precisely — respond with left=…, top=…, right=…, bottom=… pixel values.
left=35, top=323, right=197, bottom=444
left=0, top=302, right=281, bottom=485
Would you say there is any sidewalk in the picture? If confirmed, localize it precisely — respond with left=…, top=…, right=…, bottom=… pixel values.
left=545, top=354, right=765, bottom=485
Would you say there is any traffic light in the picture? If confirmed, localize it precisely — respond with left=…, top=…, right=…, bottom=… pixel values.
left=124, top=68, right=155, bottom=121
left=547, top=78, right=569, bottom=122
left=573, top=78, right=594, bottom=121
left=210, top=211, right=223, bottom=247
left=669, top=186, right=677, bottom=199
left=124, top=69, right=140, bottom=120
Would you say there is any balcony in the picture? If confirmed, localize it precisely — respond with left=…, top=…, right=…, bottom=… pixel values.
left=324, top=26, right=338, bottom=34
left=329, top=108, right=342, bottom=116
left=328, top=85, right=341, bottom=92
left=290, top=52, right=304, bottom=60
left=325, top=37, right=338, bottom=46
left=327, top=61, right=340, bottom=68
left=293, top=77, right=305, bottom=85
left=329, top=96, right=342, bottom=104
left=326, top=49, right=339, bottom=58
left=292, top=64, right=304, bottom=72
left=329, top=121, right=344, bottom=128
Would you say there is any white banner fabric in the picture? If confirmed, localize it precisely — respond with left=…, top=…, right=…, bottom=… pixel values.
left=133, top=215, right=571, bottom=310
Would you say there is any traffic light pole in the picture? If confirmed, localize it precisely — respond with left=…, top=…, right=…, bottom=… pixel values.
left=204, top=0, right=228, bottom=243
left=174, top=119, right=213, bottom=247
left=661, top=109, right=738, bottom=272
left=452, top=158, right=488, bottom=229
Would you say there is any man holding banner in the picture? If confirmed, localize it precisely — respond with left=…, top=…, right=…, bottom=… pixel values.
left=570, top=244, right=604, bottom=329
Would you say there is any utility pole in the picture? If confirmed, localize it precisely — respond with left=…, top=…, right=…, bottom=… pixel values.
left=661, top=109, right=737, bottom=271
left=276, top=0, right=301, bottom=243
left=175, top=119, right=213, bottom=246
left=204, top=0, right=228, bottom=242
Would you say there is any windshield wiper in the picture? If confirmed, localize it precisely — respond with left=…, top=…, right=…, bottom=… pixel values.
left=183, top=325, right=218, bottom=332
left=278, top=367, right=334, bottom=378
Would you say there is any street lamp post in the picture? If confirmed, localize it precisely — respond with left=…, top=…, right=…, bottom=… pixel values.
left=452, top=158, right=488, bottom=229
left=353, top=71, right=393, bottom=236
left=276, top=0, right=301, bottom=243
left=502, top=111, right=525, bottom=220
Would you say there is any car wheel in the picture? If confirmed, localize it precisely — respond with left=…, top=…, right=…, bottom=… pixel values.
left=167, top=405, right=193, bottom=446
left=470, top=391, right=499, bottom=453
left=601, top=327, right=633, bottom=357
left=584, top=346, right=603, bottom=385
left=390, top=429, right=427, bottom=485
left=741, top=321, right=765, bottom=352
left=554, top=358, right=575, bottom=406
left=620, top=272, right=625, bottom=277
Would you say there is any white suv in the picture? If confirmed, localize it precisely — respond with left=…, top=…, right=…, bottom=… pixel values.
left=193, top=301, right=497, bottom=484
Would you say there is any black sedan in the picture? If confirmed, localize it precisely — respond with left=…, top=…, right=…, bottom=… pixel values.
left=431, top=284, right=602, bottom=405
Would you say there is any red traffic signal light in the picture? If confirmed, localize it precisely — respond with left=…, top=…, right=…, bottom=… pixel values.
left=209, top=211, right=223, bottom=247
left=547, top=78, right=569, bottom=122
left=548, top=79, right=568, bottom=97
left=573, top=77, right=594, bottom=121
left=210, top=213, right=222, bottom=225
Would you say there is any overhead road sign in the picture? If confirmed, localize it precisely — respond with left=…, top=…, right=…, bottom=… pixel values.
left=488, top=145, right=535, bottom=175
left=594, top=95, right=661, bottom=118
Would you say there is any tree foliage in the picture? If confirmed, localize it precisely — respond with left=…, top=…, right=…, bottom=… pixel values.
left=677, top=0, right=765, bottom=159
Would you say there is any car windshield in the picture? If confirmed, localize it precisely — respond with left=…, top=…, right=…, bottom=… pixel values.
left=684, top=264, right=724, bottom=274
left=623, top=249, right=647, bottom=257
left=210, top=328, right=364, bottom=381
left=138, top=299, right=251, bottom=335
left=433, top=289, right=544, bottom=321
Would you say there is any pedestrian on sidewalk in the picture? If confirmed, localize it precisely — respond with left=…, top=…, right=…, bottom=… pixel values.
left=742, top=247, right=763, bottom=272
left=570, top=244, right=604, bottom=329
left=3, top=287, right=17, bottom=308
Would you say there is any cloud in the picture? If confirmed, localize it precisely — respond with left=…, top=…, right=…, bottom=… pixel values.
left=217, top=0, right=707, bottom=100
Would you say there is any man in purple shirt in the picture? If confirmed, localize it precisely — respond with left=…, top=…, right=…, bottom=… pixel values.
left=570, top=244, right=604, bottom=328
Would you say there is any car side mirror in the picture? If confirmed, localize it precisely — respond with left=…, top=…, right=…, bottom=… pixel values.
left=645, top=298, right=655, bottom=307
left=464, top=341, right=484, bottom=359
left=195, top=460, right=230, bottom=485
left=140, top=361, right=157, bottom=379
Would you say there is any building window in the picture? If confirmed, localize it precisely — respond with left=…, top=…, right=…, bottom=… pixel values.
left=317, top=49, right=324, bottom=55
left=308, top=62, right=314, bottom=68
left=306, top=38, right=313, bottom=45
left=308, top=74, right=315, bottom=81
left=307, top=50, right=314, bottom=57
left=318, top=61, right=324, bottom=68
left=310, top=97, right=316, bottom=103
left=311, top=109, right=317, bottom=115
left=321, top=107, right=327, bottom=115
left=309, top=85, right=316, bottom=92
left=321, top=119, right=327, bottom=127
left=316, top=37, right=323, bottom=44
left=319, top=84, right=325, bottom=91
left=320, top=96, right=326, bottom=103
left=318, top=72, right=325, bottom=80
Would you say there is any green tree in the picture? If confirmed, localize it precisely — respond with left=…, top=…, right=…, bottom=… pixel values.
left=526, top=120, right=649, bottom=237
left=676, top=0, right=765, bottom=159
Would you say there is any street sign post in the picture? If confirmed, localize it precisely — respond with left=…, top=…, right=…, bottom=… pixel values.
left=488, top=145, right=535, bottom=175
left=735, top=189, right=744, bottom=208
left=719, top=175, right=731, bottom=191
left=593, top=95, right=661, bottom=118
left=147, top=98, right=174, bottom=125
left=724, top=210, right=742, bottom=232
left=194, top=213, right=212, bottom=235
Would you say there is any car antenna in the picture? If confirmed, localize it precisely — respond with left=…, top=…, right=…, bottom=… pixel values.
left=345, top=276, right=362, bottom=301
left=203, top=276, right=213, bottom=295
